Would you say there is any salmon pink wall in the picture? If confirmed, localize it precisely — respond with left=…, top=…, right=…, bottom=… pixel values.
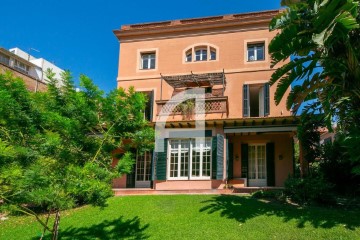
left=229, top=133, right=294, bottom=187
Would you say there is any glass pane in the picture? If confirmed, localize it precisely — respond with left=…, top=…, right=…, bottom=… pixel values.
left=170, top=152, right=178, bottom=177
left=142, top=59, right=148, bottom=69
left=210, top=51, right=216, bottom=60
left=256, top=46, right=264, bottom=60
left=201, top=50, right=207, bottom=61
left=202, top=150, right=211, bottom=176
left=180, top=140, right=189, bottom=177
left=144, top=152, right=151, bottom=181
left=192, top=153, right=200, bottom=177
left=150, top=59, right=155, bottom=69
left=195, top=50, right=201, bottom=61
left=136, top=155, right=145, bottom=181
left=186, top=53, right=192, bottom=62
left=257, top=145, right=266, bottom=179
left=248, top=49, right=255, bottom=61
left=248, top=146, right=256, bottom=179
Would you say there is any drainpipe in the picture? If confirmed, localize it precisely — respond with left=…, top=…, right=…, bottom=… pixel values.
left=160, top=73, right=163, bottom=100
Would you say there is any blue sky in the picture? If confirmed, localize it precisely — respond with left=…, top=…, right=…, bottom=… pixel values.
left=1, top=0, right=281, bottom=92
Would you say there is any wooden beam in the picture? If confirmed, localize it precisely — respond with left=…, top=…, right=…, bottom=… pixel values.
left=187, top=122, right=191, bottom=128
left=214, top=121, right=217, bottom=127
left=179, top=123, right=183, bottom=128
left=223, top=121, right=227, bottom=127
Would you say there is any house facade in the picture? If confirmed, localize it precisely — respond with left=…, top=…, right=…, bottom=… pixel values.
left=113, top=10, right=298, bottom=190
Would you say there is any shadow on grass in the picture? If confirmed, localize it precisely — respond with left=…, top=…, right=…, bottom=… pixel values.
left=32, top=216, right=149, bottom=240
left=200, top=195, right=360, bottom=230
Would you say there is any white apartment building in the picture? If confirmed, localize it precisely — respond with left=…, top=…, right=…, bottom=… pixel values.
left=9, top=47, right=64, bottom=86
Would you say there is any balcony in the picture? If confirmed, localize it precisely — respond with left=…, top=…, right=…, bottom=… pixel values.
left=156, top=96, right=228, bottom=116
left=157, top=71, right=228, bottom=117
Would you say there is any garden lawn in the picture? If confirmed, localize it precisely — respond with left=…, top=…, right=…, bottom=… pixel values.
left=0, top=194, right=359, bottom=240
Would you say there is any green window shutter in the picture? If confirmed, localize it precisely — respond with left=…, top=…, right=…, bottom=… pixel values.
left=228, top=142, right=234, bottom=180
left=151, top=151, right=156, bottom=181
left=156, top=138, right=168, bottom=180
left=212, top=136, right=217, bottom=180
left=243, top=84, right=249, bottom=117
left=216, top=134, right=224, bottom=180
left=241, top=144, right=249, bottom=179
left=266, top=142, right=275, bottom=186
left=264, top=83, right=270, bottom=116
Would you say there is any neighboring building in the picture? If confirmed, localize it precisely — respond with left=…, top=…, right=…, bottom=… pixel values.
left=113, top=10, right=298, bottom=190
left=0, top=47, right=47, bottom=91
left=9, top=47, right=64, bottom=87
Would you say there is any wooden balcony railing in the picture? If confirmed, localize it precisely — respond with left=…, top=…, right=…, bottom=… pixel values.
left=156, top=97, right=228, bottom=116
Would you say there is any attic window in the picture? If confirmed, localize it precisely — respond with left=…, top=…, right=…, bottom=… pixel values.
left=184, top=45, right=218, bottom=63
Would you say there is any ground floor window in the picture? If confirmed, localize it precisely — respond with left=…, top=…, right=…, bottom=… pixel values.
left=168, top=138, right=212, bottom=180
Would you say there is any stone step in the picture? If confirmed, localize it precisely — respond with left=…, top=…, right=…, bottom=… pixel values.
left=113, top=188, right=234, bottom=196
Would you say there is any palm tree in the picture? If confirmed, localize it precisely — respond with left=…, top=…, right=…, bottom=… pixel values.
left=269, top=0, right=360, bottom=129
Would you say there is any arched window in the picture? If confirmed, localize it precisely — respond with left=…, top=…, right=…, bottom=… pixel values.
left=184, top=44, right=218, bottom=63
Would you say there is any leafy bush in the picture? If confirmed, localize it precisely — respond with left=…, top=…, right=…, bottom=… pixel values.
left=284, top=175, right=335, bottom=205
left=320, top=134, right=360, bottom=196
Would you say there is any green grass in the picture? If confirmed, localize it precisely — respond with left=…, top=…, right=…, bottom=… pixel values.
left=1, top=194, right=359, bottom=240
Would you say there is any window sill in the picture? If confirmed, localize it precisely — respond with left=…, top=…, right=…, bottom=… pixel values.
left=246, top=59, right=266, bottom=64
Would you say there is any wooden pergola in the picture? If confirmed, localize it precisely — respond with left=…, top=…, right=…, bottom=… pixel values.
left=160, top=71, right=226, bottom=100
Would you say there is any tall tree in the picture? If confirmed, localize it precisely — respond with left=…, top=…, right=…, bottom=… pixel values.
left=0, top=71, right=154, bottom=239
left=269, top=0, right=360, bottom=129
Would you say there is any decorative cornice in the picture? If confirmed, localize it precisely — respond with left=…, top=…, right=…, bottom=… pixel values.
left=113, top=9, right=280, bottom=40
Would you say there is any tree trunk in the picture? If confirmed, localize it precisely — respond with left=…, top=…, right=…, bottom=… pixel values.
left=52, top=210, right=60, bottom=240
left=39, top=211, right=51, bottom=240
left=299, top=140, right=308, bottom=178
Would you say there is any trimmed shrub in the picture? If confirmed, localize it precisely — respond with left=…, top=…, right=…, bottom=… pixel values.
left=284, top=175, right=335, bottom=205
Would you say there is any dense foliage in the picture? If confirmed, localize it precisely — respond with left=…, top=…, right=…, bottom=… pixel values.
left=270, top=0, right=360, bottom=203
left=0, top=71, right=154, bottom=239
left=269, top=0, right=360, bottom=129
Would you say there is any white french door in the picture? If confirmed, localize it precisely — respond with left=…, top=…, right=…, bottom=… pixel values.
left=248, top=144, right=267, bottom=187
left=135, top=151, right=151, bottom=188
left=168, top=138, right=212, bottom=180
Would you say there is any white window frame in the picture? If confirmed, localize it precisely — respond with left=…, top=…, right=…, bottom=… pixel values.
left=183, top=44, right=219, bottom=63
left=248, top=144, right=267, bottom=181
left=195, top=48, right=207, bottom=61
left=141, top=52, right=156, bottom=69
left=247, top=43, right=265, bottom=62
left=167, top=138, right=212, bottom=180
